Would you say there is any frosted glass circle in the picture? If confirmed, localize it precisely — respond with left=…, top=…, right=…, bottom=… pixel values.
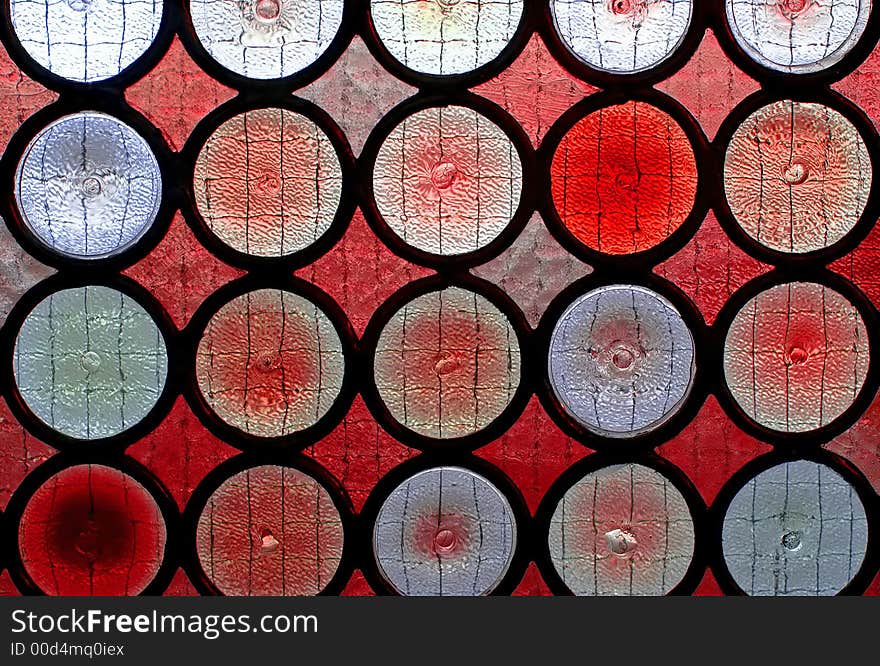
left=548, top=285, right=696, bottom=437
left=18, top=464, right=167, bottom=595
left=724, top=101, right=871, bottom=254
left=551, top=0, right=693, bottom=73
left=10, top=0, right=164, bottom=82
left=373, top=287, right=521, bottom=439
left=371, top=0, right=524, bottom=76
left=13, top=286, right=168, bottom=440
left=722, top=460, right=869, bottom=595
left=548, top=463, right=696, bottom=595
left=190, top=0, right=344, bottom=80
left=723, top=282, right=869, bottom=433
left=16, top=112, right=162, bottom=260
left=373, top=467, right=517, bottom=595
left=373, top=105, right=523, bottom=257
left=196, top=465, right=344, bottom=595
left=195, top=289, right=345, bottom=437
left=726, top=0, right=871, bottom=73
left=193, top=108, right=343, bottom=257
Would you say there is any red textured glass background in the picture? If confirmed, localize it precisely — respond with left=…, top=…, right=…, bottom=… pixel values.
left=1, top=12, right=879, bottom=598
left=17, top=465, right=166, bottom=596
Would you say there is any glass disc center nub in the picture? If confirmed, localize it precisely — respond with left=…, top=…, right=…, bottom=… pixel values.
left=80, top=351, right=102, bottom=373
left=433, top=528, right=457, bottom=554
left=433, top=351, right=459, bottom=376
left=786, top=345, right=808, bottom=365
left=605, top=528, right=637, bottom=556
left=781, top=530, right=802, bottom=551
left=780, top=0, right=808, bottom=16
left=604, top=340, right=640, bottom=375
left=431, top=161, right=458, bottom=190
left=612, top=348, right=634, bottom=370
left=254, top=0, right=281, bottom=22
left=783, top=162, right=808, bottom=185
left=74, top=518, right=102, bottom=561
left=256, top=351, right=281, bottom=372
left=260, top=528, right=280, bottom=554
left=81, top=176, right=103, bottom=198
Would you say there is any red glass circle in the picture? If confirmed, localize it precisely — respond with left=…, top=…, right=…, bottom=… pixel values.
left=723, top=282, right=870, bottom=433
left=18, top=464, right=167, bottom=595
left=195, top=289, right=345, bottom=438
left=195, top=465, right=344, bottom=596
left=550, top=101, right=698, bottom=255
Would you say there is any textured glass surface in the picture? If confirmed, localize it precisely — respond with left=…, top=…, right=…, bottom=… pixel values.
left=373, top=467, right=516, bottom=596
left=13, top=286, right=169, bottom=440
left=373, top=105, right=523, bottom=256
left=726, top=0, right=871, bottom=73
left=548, top=463, right=695, bottom=595
left=724, top=282, right=869, bottom=433
left=189, top=0, right=344, bottom=79
left=15, top=112, right=162, bottom=260
left=373, top=287, right=521, bottom=438
left=196, top=465, right=344, bottom=595
left=370, top=0, right=524, bottom=76
left=195, top=288, right=345, bottom=437
left=550, top=101, right=698, bottom=255
left=722, top=460, right=868, bottom=595
left=18, top=464, right=166, bottom=595
left=551, top=0, right=693, bottom=74
left=724, top=101, right=871, bottom=254
left=2, top=0, right=880, bottom=601
left=193, top=107, right=343, bottom=257
left=548, top=285, right=696, bottom=438
left=10, top=0, right=163, bottom=83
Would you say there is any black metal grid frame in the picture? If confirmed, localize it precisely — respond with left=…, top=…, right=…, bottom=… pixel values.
left=0, top=0, right=876, bottom=596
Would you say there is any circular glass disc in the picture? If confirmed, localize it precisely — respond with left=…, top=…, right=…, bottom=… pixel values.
left=15, top=112, right=162, bottom=260
left=548, top=285, right=696, bottom=438
left=373, top=467, right=517, bottom=596
left=722, top=460, right=869, bottom=595
left=13, top=286, right=169, bottom=440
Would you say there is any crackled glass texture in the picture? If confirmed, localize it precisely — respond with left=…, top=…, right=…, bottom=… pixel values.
left=550, top=101, right=698, bottom=255
left=195, top=289, right=345, bottom=438
left=551, top=0, right=693, bottom=73
left=13, top=286, right=169, bottom=440
left=373, top=287, right=521, bottom=439
left=10, top=0, right=164, bottom=82
left=722, top=460, right=868, bottom=596
left=548, top=464, right=695, bottom=595
left=373, top=467, right=516, bottom=596
left=549, top=285, right=696, bottom=438
left=726, top=0, right=871, bottom=73
left=724, top=101, right=871, bottom=254
left=18, top=464, right=167, bottom=595
left=370, top=0, right=524, bottom=76
left=196, top=465, right=344, bottom=596
left=15, top=112, right=162, bottom=260
left=190, top=0, right=344, bottom=79
left=193, top=107, right=343, bottom=258
left=373, top=105, right=523, bottom=257
left=724, top=282, right=869, bottom=433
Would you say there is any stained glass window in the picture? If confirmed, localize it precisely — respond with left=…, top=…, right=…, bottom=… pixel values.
left=1, top=1, right=879, bottom=599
